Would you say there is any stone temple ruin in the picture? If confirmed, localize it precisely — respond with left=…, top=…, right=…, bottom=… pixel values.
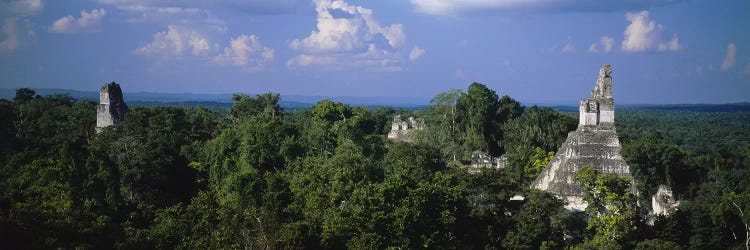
left=470, top=151, right=507, bottom=170
left=531, top=64, right=632, bottom=211
left=96, top=82, right=128, bottom=133
left=651, top=185, right=680, bottom=216
left=387, top=115, right=425, bottom=142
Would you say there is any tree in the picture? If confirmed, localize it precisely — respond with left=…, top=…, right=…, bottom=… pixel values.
left=502, top=191, right=565, bottom=249
left=575, top=166, right=637, bottom=246
left=504, top=106, right=576, bottom=183
left=6, top=158, right=77, bottom=248
left=634, top=239, right=680, bottom=250
left=622, top=135, right=691, bottom=204
left=13, top=88, right=36, bottom=103
left=229, top=93, right=282, bottom=120
left=429, top=89, right=463, bottom=161
left=522, top=147, right=555, bottom=180
left=457, top=83, right=501, bottom=156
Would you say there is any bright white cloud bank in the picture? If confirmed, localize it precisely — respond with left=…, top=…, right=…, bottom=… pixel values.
left=720, top=43, right=736, bottom=71
left=621, top=11, right=681, bottom=52
left=288, top=0, right=408, bottom=71
left=49, top=9, right=107, bottom=33
left=214, top=34, right=274, bottom=71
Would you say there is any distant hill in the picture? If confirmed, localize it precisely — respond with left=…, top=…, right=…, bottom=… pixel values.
left=3, top=88, right=749, bottom=112
left=0, top=88, right=430, bottom=109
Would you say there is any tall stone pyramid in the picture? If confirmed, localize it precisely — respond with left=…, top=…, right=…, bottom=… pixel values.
left=531, top=64, right=631, bottom=211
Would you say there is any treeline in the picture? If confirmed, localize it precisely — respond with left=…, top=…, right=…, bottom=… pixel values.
left=0, top=85, right=749, bottom=249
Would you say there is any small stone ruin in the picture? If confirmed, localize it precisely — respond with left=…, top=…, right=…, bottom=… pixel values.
left=387, top=115, right=424, bottom=142
left=470, top=151, right=507, bottom=170
left=651, top=185, right=680, bottom=216
left=96, top=82, right=128, bottom=133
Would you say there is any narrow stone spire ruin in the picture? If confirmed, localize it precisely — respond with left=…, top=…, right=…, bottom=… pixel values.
left=96, top=82, right=128, bottom=133
left=531, top=64, right=631, bottom=211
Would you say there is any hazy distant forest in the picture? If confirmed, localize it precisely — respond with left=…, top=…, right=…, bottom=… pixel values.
left=1, top=83, right=749, bottom=249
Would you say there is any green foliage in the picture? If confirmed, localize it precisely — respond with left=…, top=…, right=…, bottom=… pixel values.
left=2, top=87, right=750, bottom=249
left=419, top=89, right=463, bottom=162
left=502, top=191, right=565, bottom=249
left=575, top=166, right=637, bottom=244
left=504, top=106, right=576, bottom=183
left=634, top=239, right=680, bottom=250
left=13, top=88, right=36, bottom=102
left=229, top=92, right=282, bottom=120
left=7, top=158, right=75, bottom=248
left=522, top=147, right=555, bottom=180
left=457, top=82, right=506, bottom=156
left=418, top=85, right=522, bottom=162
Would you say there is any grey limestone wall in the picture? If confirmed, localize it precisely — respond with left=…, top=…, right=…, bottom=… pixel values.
left=96, top=82, right=128, bottom=133
left=387, top=115, right=424, bottom=142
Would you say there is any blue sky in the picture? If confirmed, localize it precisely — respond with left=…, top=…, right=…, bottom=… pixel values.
left=0, top=0, right=748, bottom=104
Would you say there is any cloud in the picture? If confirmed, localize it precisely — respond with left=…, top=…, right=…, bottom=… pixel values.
left=288, top=0, right=406, bottom=71
left=409, top=0, right=684, bottom=16
left=744, top=60, right=750, bottom=76
left=720, top=43, right=736, bottom=71
left=657, top=34, right=680, bottom=52
left=601, top=36, right=614, bottom=53
left=587, top=44, right=598, bottom=53
left=285, top=54, right=336, bottom=67
left=49, top=9, right=107, bottom=33
left=409, top=46, right=425, bottom=61
left=588, top=36, right=614, bottom=54
left=0, top=17, right=34, bottom=52
left=0, top=0, right=43, bottom=17
left=97, top=1, right=229, bottom=33
left=290, top=0, right=404, bottom=52
left=214, top=34, right=274, bottom=71
left=561, top=41, right=575, bottom=53
left=96, top=0, right=300, bottom=14
left=134, top=25, right=212, bottom=57
left=621, top=10, right=682, bottom=52
left=288, top=44, right=402, bottom=71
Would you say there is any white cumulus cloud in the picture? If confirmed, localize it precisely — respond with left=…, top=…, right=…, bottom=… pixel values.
left=621, top=10, right=682, bottom=53
left=588, top=36, right=614, bottom=54
left=214, top=34, right=274, bottom=71
left=720, top=43, right=736, bottom=71
left=288, top=0, right=406, bottom=71
left=49, top=9, right=107, bottom=33
left=409, top=46, right=425, bottom=61
left=134, top=25, right=211, bottom=57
